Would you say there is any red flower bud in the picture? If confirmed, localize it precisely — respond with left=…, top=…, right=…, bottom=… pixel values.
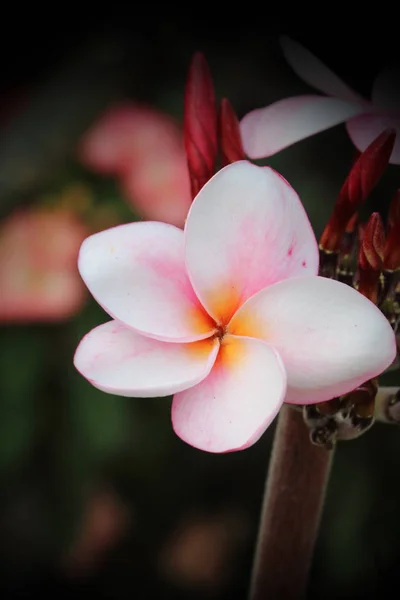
left=320, top=129, right=396, bottom=252
left=219, top=98, right=246, bottom=166
left=357, top=213, right=385, bottom=302
left=384, top=221, right=400, bottom=271
left=183, top=52, right=218, bottom=199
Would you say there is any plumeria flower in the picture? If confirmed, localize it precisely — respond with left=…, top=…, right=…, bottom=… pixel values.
left=0, top=207, right=88, bottom=322
left=74, top=161, right=395, bottom=453
left=241, top=37, right=400, bottom=164
left=78, top=102, right=191, bottom=227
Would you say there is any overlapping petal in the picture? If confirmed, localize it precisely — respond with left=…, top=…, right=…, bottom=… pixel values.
left=78, top=221, right=216, bottom=342
left=229, top=276, right=396, bottom=404
left=184, top=161, right=319, bottom=324
left=172, top=335, right=286, bottom=452
left=240, top=96, right=364, bottom=159
left=346, top=113, right=400, bottom=165
left=280, top=36, right=366, bottom=104
left=74, top=320, right=219, bottom=397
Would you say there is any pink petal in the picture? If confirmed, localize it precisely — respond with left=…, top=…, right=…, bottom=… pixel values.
left=346, top=113, right=400, bottom=165
left=172, top=335, right=286, bottom=452
left=371, top=67, right=400, bottom=113
left=229, top=276, right=396, bottom=405
left=240, top=96, right=365, bottom=159
left=184, top=161, right=319, bottom=324
left=78, top=222, right=216, bottom=342
left=280, top=36, right=365, bottom=103
left=120, top=153, right=192, bottom=227
left=74, top=320, right=219, bottom=397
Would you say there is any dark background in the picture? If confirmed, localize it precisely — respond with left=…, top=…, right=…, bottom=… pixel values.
left=0, top=13, right=399, bottom=600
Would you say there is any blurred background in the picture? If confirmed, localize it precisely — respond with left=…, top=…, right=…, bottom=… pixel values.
left=0, top=12, right=399, bottom=599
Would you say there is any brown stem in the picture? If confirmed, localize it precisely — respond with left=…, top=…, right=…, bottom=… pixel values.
left=249, top=405, right=334, bottom=600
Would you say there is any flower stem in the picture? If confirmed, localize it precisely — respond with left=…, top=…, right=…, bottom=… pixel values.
left=248, top=404, right=334, bottom=600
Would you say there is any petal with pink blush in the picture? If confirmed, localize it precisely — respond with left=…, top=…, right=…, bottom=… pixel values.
left=371, top=67, right=400, bottom=113
left=172, top=335, right=286, bottom=453
left=280, top=37, right=365, bottom=104
left=346, top=113, right=400, bottom=165
left=74, top=320, right=219, bottom=397
left=240, top=96, right=365, bottom=159
left=185, top=161, right=319, bottom=324
left=229, top=276, right=396, bottom=405
left=78, top=222, right=216, bottom=342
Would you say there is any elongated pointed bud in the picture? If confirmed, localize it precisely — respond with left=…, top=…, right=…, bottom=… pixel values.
left=357, top=212, right=385, bottom=303
left=319, top=129, right=396, bottom=253
left=359, top=213, right=385, bottom=271
left=384, top=189, right=400, bottom=271
left=378, top=190, right=400, bottom=309
left=219, top=98, right=246, bottom=166
left=383, top=221, right=400, bottom=271
left=184, top=52, right=218, bottom=199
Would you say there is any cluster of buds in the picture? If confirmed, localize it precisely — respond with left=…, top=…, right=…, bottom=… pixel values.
left=306, top=131, right=400, bottom=447
left=182, top=53, right=400, bottom=449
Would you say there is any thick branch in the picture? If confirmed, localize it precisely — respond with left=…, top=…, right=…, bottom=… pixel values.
left=249, top=405, right=334, bottom=600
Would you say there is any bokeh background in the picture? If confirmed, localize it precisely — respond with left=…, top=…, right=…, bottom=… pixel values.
left=0, top=14, right=399, bottom=599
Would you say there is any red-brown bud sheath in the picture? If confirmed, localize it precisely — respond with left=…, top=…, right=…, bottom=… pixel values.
left=345, top=212, right=358, bottom=234
left=341, top=129, right=396, bottom=212
left=357, top=213, right=385, bottom=303
left=359, top=213, right=385, bottom=271
left=320, top=129, right=396, bottom=253
left=384, top=221, right=400, bottom=271
left=183, top=52, right=218, bottom=199
left=219, top=98, right=246, bottom=166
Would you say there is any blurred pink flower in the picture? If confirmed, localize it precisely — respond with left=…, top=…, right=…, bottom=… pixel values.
left=241, top=37, right=400, bottom=164
left=0, top=207, right=88, bottom=322
left=78, top=103, right=192, bottom=227
left=74, top=161, right=395, bottom=453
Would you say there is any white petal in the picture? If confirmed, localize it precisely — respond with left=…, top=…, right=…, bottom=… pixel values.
left=229, top=276, right=396, bottom=404
left=184, top=161, right=318, bottom=324
left=78, top=222, right=215, bottom=342
left=74, top=320, right=219, bottom=397
left=346, top=113, right=400, bottom=165
left=172, top=335, right=286, bottom=452
left=280, top=36, right=366, bottom=103
left=240, top=96, right=365, bottom=159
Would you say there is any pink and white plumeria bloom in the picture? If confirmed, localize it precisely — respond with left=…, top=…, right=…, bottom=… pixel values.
left=241, top=37, right=400, bottom=164
left=74, top=161, right=395, bottom=453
